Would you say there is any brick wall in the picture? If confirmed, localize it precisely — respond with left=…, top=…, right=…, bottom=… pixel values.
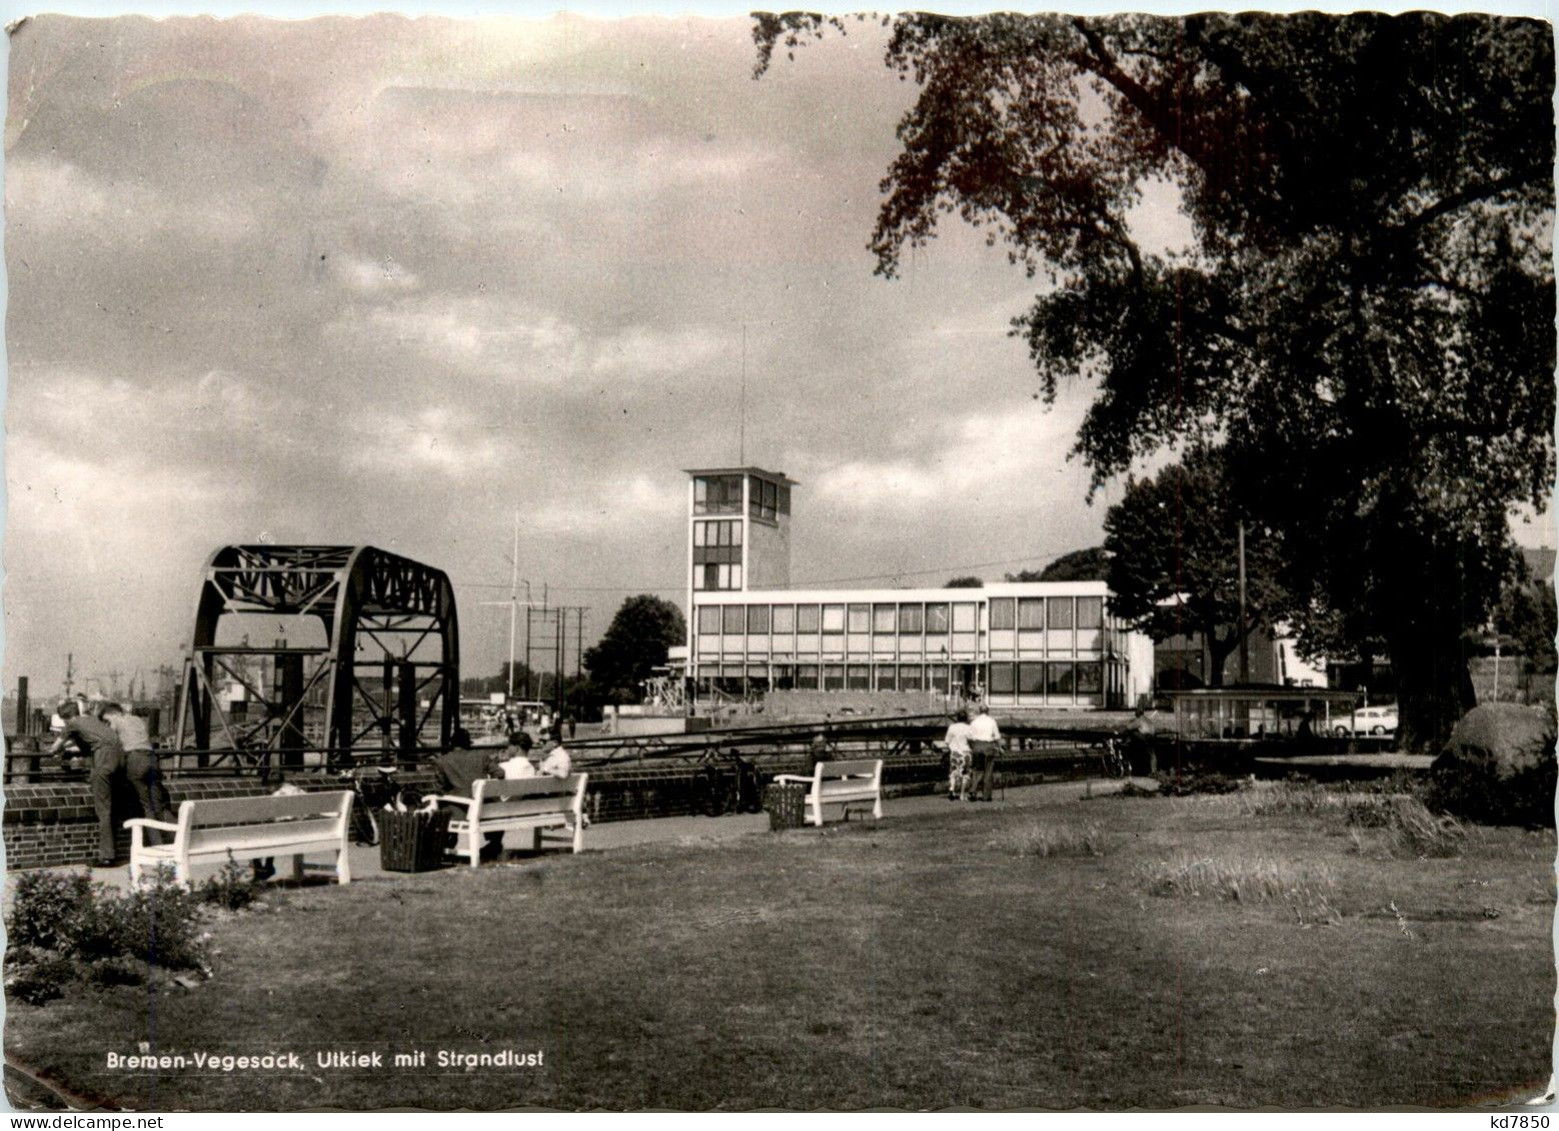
left=4, top=745, right=1085, bottom=870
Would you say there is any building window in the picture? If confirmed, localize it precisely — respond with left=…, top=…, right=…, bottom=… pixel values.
left=795, top=664, right=819, bottom=690
left=747, top=605, right=770, bottom=634
left=989, top=599, right=1016, bottom=630
left=822, top=605, right=846, bottom=634
left=899, top=604, right=923, bottom=634
left=772, top=605, right=795, bottom=634
left=692, top=520, right=742, bottom=566
left=1018, top=598, right=1045, bottom=630
left=873, top=603, right=897, bottom=634
left=823, top=664, right=845, bottom=691
left=990, top=662, right=1016, bottom=694
left=1018, top=662, right=1045, bottom=695
left=693, top=475, right=743, bottom=516
left=1047, top=661, right=1076, bottom=696
left=722, top=606, right=746, bottom=635
left=749, top=476, right=779, bottom=522
left=697, top=607, right=721, bottom=635
left=1077, top=597, right=1103, bottom=629
left=1047, top=597, right=1074, bottom=630
left=875, top=666, right=897, bottom=691
left=952, top=603, right=977, bottom=632
left=1075, top=661, right=1102, bottom=697
left=928, top=665, right=950, bottom=692
left=847, top=604, right=870, bottom=633
left=926, top=603, right=950, bottom=634
left=900, top=665, right=924, bottom=691
left=846, top=664, right=871, bottom=690
left=797, top=604, right=820, bottom=633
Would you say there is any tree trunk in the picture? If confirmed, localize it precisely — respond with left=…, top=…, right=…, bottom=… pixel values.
left=1204, top=624, right=1233, bottom=688
left=1384, top=585, right=1478, bottom=754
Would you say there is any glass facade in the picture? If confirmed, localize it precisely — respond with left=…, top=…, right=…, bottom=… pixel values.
left=688, top=588, right=1129, bottom=707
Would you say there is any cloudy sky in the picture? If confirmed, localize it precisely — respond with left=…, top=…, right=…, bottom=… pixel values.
left=4, top=11, right=1551, bottom=698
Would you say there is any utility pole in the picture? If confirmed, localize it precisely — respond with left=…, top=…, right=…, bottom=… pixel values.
left=1237, top=520, right=1250, bottom=685
left=63, top=653, right=74, bottom=699
left=480, top=513, right=528, bottom=702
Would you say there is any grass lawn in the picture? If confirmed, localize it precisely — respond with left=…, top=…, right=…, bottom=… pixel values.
left=7, top=784, right=1555, bottom=1111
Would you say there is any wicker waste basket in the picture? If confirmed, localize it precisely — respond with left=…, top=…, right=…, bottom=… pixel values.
left=379, top=809, right=451, bottom=873
left=764, top=781, right=807, bottom=831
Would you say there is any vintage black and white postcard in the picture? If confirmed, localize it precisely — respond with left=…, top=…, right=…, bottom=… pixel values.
left=1, top=5, right=1554, bottom=1114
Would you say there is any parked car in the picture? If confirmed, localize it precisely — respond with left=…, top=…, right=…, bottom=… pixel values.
left=1333, top=705, right=1398, bottom=736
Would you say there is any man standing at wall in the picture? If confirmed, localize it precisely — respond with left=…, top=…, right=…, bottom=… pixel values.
left=967, top=702, right=1002, bottom=804
left=49, top=699, right=125, bottom=865
left=102, top=702, right=174, bottom=845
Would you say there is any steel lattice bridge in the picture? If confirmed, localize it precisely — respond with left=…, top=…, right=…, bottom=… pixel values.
left=173, top=545, right=459, bottom=771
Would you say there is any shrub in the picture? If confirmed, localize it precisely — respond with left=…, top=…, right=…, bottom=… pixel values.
left=1141, top=854, right=1340, bottom=924
left=86, top=956, right=147, bottom=988
left=4, top=947, right=81, bottom=1006
left=1155, top=770, right=1245, bottom=797
left=6, top=870, right=96, bottom=953
left=994, top=821, right=1107, bottom=858
left=201, top=854, right=263, bottom=912
left=1343, top=795, right=1469, bottom=858
left=96, top=872, right=209, bottom=972
left=4, top=868, right=216, bottom=1005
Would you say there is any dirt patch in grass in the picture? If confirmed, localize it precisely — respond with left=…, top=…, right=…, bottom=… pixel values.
left=6, top=791, right=1552, bottom=1111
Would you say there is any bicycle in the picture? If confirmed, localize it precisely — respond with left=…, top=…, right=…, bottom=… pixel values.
left=698, top=748, right=766, bottom=817
left=1099, top=737, right=1130, bottom=779
left=337, top=765, right=424, bottom=846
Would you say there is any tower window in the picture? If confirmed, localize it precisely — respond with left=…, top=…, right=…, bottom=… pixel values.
left=749, top=476, right=779, bottom=522
left=693, top=475, right=743, bottom=516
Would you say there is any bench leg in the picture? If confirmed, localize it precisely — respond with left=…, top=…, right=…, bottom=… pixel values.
left=291, top=854, right=304, bottom=884
left=468, top=824, right=482, bottom=868
left=809, top=794, right=823, bottom=827
left=570, top=819, right=583, bottom=854
left=129, top=856, right=142, bottom=887
left=873, top=794, right=883, bottom=820
left=533, top=828, right=543, bottom=853
left=336, top=847, right=351, bottom=885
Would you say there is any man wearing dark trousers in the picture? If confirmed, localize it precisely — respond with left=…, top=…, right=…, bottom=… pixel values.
left=102, top=702, right=174, bottom=845
left=51, top=700, right=125, bottom=865
left=967, top=702, right=1003, bottom=803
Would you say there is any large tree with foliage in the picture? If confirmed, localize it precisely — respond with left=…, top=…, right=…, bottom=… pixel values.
left=583, top=595, right=687, bottom=706
left=755, top=12, right=1555, bottom=748
left=1008, top=547, right=1109, bottom=583
left=1103, top=448, right=1288, bottom=686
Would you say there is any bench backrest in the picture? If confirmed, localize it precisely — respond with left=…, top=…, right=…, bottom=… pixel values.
left=814, top=759, right=882, bottom=784
left=471, top=774, right=587, bottom=822
left=175, top=791, right=352, bottom=853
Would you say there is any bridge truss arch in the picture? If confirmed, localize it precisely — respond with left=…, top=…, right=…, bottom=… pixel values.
left=174, top=544, right=459, bottom=768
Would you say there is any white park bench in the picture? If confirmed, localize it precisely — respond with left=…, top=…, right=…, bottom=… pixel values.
left=126, top=791, right=354, bottom=887
left=436, top=774, right=589, bottom=867
left=774, top=758, right=884, bottom=827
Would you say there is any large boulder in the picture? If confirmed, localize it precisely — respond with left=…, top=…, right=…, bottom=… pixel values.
left=1429, top=702, right=1556, bottom=827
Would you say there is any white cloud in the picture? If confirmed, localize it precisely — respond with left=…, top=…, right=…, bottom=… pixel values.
left=6, top=156, right=254, bottom=241
left=808, top=402, right=1086, bottom=511
left=527, top=473, right=684, bottom=535
left=337, top=256, right=420, bottom=293
left=589, top=324, right=726, bottom=378
left=326, top=295, right=587, bottom=382
left=342, top=405, right=508, bottom=479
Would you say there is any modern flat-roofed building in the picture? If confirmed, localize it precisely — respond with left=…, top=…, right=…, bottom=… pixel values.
left=684, top=466, right=1153, bottom=709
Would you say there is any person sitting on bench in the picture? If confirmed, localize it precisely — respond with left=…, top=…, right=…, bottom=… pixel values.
left=432, top=729, right=505, bottom=862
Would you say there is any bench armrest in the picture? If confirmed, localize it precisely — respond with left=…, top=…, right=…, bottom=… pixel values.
left=124, top=818, right=179, bottom=832
left=430, top=794, right=472, bottom=808
left=773, top=775, right=812, bottom=785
